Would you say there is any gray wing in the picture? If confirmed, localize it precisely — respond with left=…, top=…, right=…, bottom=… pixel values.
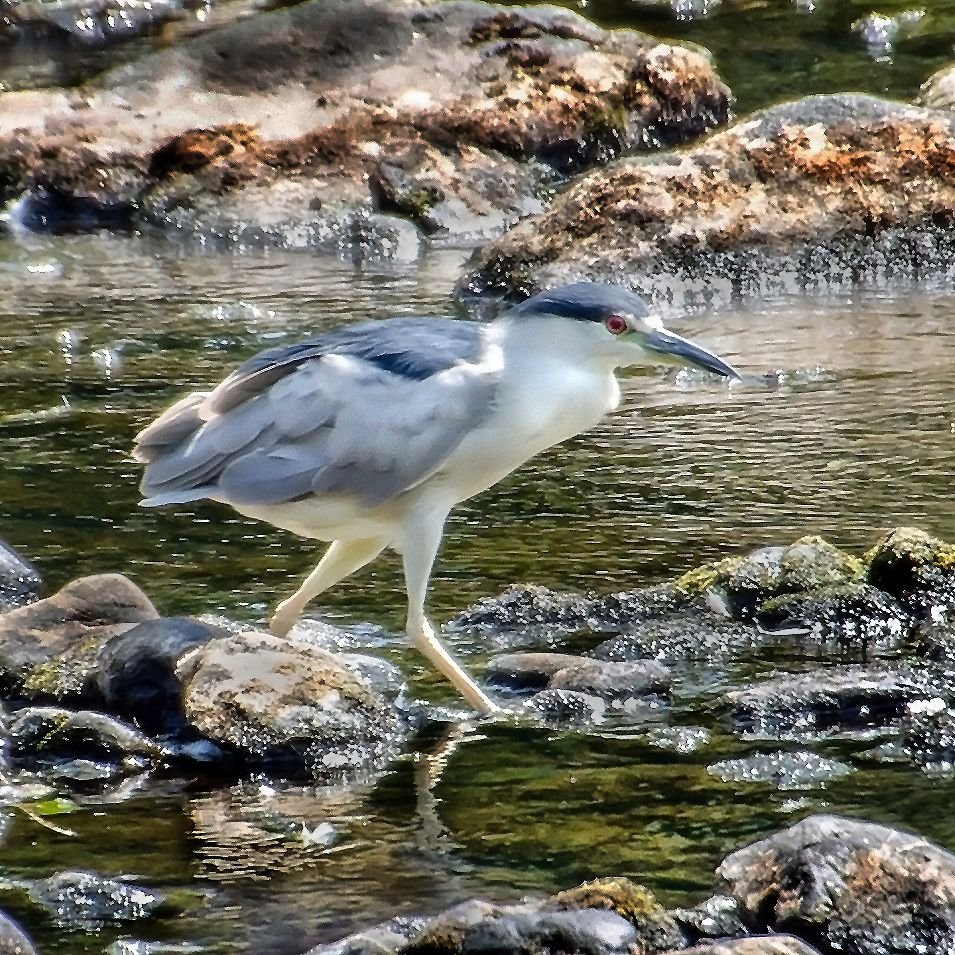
left=134, top=331, right=498, bottom=509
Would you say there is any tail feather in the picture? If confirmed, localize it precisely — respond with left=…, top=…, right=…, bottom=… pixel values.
left=132, top=392, right=209, bottom=463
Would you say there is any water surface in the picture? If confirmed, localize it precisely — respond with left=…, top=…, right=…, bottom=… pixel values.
left=1, top=234, right=955, bottom=954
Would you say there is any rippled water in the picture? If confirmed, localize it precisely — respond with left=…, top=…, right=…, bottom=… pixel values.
left=2, top=233, right=955, bottom=954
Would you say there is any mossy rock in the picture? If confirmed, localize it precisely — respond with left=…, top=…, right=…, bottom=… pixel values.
left=399, top=924, right=466, bottom=955
left=756, top=583, right=908, bottom=653
left=674, top=537, right=862, bottom=618
left=865, top=527, right=955, bottom=614
left=551, top=877, right=684, bottom=949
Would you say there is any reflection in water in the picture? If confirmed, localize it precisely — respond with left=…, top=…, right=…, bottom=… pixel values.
left=2, top=233, right=955, bottom=953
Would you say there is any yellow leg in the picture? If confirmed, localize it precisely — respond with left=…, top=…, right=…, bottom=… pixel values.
left=269, top=537, right=387, bottom=637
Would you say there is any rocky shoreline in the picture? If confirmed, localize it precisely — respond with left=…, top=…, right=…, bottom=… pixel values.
left=2, top=524, right=955, bottom=952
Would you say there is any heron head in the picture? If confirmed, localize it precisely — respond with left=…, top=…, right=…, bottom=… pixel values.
left=512, top=282, right=739, bottom=379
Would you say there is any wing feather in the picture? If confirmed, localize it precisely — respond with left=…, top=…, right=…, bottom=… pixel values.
left=135, top=320, right=498, bottom=509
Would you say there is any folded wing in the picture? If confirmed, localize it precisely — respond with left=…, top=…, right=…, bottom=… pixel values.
left=134, top=318, right=497, bottom=508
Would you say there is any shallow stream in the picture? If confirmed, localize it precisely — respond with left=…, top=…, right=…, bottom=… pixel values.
left=1, top=233, right=955, bottom=955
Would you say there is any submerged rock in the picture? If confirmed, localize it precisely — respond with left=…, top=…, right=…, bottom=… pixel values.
left=0, top=0, right=730, bottom=252
left=461, top=94, right=955, bottom=303
left=718, top=814, right=955, bottom=955
left=451, top=585, right=603, bottom=634
left=592, top=613, right=757, bottom=663
left=9, top=706, right=160, bottom=769
left=706, top=750, right=853, bottom=790
left=0, top=574, right=158, bottom=702
left=726, top=665, right=939, bottom=740
left=523, top=688, right=608, bottom=725
left=485, top=652, right=594, bottom=690
left=755, top=584, right=907, bottom=654
left=24, top=870, right=166, bottom=929
left=179, top=630, right=404, bottom=779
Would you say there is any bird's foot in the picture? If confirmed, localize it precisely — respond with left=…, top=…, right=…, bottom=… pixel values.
left=269, top=604, right=299, bottom=637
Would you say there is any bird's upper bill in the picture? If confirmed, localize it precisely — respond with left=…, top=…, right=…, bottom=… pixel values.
left=639, top=323, right=740, bottom=379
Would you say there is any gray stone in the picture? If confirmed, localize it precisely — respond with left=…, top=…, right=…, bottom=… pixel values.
left=548, top=659, right=671, bottom=700
left=719, top=814, right=955, bottom=955
left=0, top=574, right=158, bottom=702
left=726, top=664, right=939, bottom=740
left=180, top=630, right=403, bottom=778
left=485, top=652, right=594, bottom=690
left=25, top=870, right=165, bottom=929
left=0, top=910, right=38, bottom=955
left=9, top=706, right=160, bottom=768
left=669, top=893, right=746, bottom=942
left=865, top=527, right=955, bottom=618
left=673, top=938, right=824, bottom=954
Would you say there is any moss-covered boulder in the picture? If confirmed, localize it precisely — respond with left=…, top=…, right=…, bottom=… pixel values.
left=675, top=537, right=862, bottom=619
left=552, top=877, right=685, bottom=950
left=865, top=527, right=955, bottom=616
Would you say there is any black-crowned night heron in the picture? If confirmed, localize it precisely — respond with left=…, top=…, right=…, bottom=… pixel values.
left=134, top=282, right=738, bottom=715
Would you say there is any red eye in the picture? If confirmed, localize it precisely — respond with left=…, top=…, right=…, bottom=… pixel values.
left=605, top=314, right=627, bottom=335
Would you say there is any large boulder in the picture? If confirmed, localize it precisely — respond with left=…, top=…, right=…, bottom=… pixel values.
left=460, top=94, right=955, bottom=302
left=718, top=814, right=955, bottom=955
left=0, top=574, right=158, bottom=703
left=179, top=630, right=404, bottom=779
left=0, top=0, right=730, bottom=251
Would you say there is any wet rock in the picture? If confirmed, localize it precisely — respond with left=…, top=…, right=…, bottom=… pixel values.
left=401, top=895, right=649, bottom=955
left=336, top=653, right=407, bottom=703
left=0, top=0, right=729, bottom=251
left=460, top=94, right=955, bottom=303
left=95, top=616, right=227, bottom=734
left=718, top=814, right=955, bottom=955
left=755, top=584, right=907, bottom=654
left=669, top=894, right=747, bottom=944
left=900, top=697, right=955, bottom=772
left=4, top=0, right=181, bottom=50
left=179, top=630, right=403, bottom=779
left=864, top=526, right=955, bottom=617
left=0, top=539, right=42, bottom=612
left=675, top=537, right=863, bottom=620
left=0, top=574, right=158, bottom=703
left=24, top=870, right=165, bottom=929
left=485, top=652, right=593, bottom=690
left=672, top=939, right=823, bottom=955
left=451, top=585, right=602, bottom=634
left=707, top=750, right=853, bottom=790
left=307, top=916, right=425, bottom=955
left=9, top=706, right=160, bottom=770
left=592, top=613, right=757, bottom=663
left=726, top=664, right=939, bottom=739
left=524, top=688, right=607, bottom=725
left=909, top=619, right=955, bottom=660
left=548, top=659, right=671, bottom=700
left=0, top=910, right=38, bottom=955
left=552, top=877, right=685, bottom=951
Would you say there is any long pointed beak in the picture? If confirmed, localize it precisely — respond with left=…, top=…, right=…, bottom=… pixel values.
left=643, top=328, right=740, bottom=379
